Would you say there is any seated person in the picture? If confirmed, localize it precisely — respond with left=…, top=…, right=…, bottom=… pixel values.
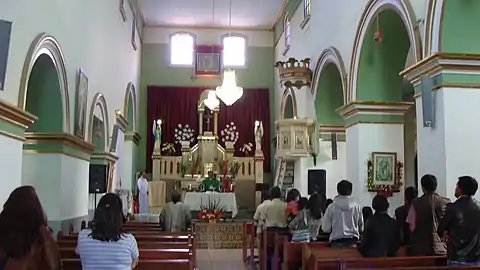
left=202, top=171, right=220, bottom=192
left=160, top=190, right=191, bottom=232
left=321, top=180, right=363, bottom=248
left=358, top=195, right=401, bottom=257
left=76, top=193, right=139, bottom=269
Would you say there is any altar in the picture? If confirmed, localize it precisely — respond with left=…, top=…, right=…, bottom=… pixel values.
left=184, top=192, right=238, bottom=218
left=150, top=89, right=266, bottom=212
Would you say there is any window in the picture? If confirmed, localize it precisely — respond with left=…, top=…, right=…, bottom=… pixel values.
left=170, top=33, right=194, bottom=66
left=304, top=0, right=311, bottom=18
left=222, top=35, right=246, bottom=67
left=284, top=15, right=291, bottom=48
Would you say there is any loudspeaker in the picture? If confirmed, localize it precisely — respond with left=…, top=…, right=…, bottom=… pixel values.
left=308, top=169, right=326, bottom=196
left=89, top=164, right=107, bottom=194
left=420, top=75, right=435, bottom=128
left=0, top=20, right=12, bottom=90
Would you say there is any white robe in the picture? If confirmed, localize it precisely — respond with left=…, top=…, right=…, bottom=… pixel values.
left=137, top=177, right=149, bottom=214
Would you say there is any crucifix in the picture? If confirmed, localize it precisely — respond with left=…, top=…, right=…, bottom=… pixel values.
left=203, top=108, right=212, bottom=133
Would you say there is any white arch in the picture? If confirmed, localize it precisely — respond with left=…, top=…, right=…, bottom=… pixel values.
left=279, top=87, right=298, bottom=120
left=87, top=93, right=110, bottom=152
left=348, top=0, right=422, bottom=102
left=424, top=0, right=443, bottom=56
left=123, top=82, right=138, bottom=132
left=18, top=33, right=70, bottom=133
left=311, top=47, right=348, bottom=104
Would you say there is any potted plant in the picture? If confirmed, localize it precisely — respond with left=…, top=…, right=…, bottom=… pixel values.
left=161, top=142, right=176, bottom=156
left=174, top=124, right=195, bottom=148
left=229, top=160, right=243, bottom=179
left=220, top=122, right=239, bottom=149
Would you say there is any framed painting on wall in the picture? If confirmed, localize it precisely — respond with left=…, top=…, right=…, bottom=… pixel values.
left=119, top=0, right=127, bottom=22
left=0, top=20, right=12, bottom=91
left=74, top=68, right=89, bottom=139
left=367, top=151, right=403, bottom=196
left=131, top=12, right=137, bottom=50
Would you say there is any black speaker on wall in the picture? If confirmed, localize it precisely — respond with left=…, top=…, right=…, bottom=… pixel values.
left=308, top=169, right=326, bottom=196
left=89, top=164, right=108, bottom=194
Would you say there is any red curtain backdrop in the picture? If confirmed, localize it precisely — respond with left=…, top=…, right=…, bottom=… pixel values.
left=146, top=86, right=270, bottom=173
left=217, top=89, right=271, bottom=172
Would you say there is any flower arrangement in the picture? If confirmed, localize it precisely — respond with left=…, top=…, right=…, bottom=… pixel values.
left=174, top=124, right=195, bottom=144
left=220, top=122, right=239, bottom=144
left=239, top=142, right=254, bottom=156
left=161, top=142, right=176, bottom=155
left=197, top=197, right=224, bottom=222
left=189, top=156, right=201, bottom=175
left=229, top=160, right=243, bottom=179
left=366, top=159, right=404, bottom=197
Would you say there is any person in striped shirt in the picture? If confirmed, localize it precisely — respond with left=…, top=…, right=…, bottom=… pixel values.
left=76, top=193, right=139, bottom=269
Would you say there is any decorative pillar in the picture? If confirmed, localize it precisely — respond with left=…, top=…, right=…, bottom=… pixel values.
left=198, top=109, right=204, bottom=135
left=113, top=111, right=127, bottom=193
left=213, top=109, right=219, bottom=136
left=337, top=101, right=411, bottom=213
left=254, top=151, right=264, bottom=184
left=181, top=142, right=192, bottom=163
left=123, top=131, right=140, bottom=190
left=0, top=100, right=36, bottom=205
left=401, top=53, right=480, bottom=201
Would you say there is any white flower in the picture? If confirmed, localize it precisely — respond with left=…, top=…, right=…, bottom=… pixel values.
left=178, top=124, right=182, bottom=128
left=230, top=122, right=234, bottom=125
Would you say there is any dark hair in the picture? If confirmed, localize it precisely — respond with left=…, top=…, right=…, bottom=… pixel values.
left=325, top=198, right=333, bottom=209
left=362, top=206, right=373, bottom=221
left=307, top=193, right=325, bottom=219
left=337, top=180, right=353, bottom=196
left=298, top=197, right=308, bottom=210
left=0, top=186, right=47, bottom=258
left=404, top=186, right=418, bottom=204
left=421, top=174, right=438, bottom=193
left=285, top=188, right=300, bottom=203
left=262, top=192, right=271, bottom=201
left=457, top=176, right=478, bottom=196
left=372, top=195, right=389, bottom=212
left=90, top=193, right=125, bottom=242
left=270, top=186, right=282, bottom=199
left=171, top=190, right=182, bottom=203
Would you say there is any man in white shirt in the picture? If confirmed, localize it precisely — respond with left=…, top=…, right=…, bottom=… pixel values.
left=253, top=193, right=271, bottom=234
left=137, top=172, right=149, bottom=214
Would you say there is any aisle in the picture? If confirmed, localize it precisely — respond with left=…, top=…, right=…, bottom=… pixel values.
left=197, top=249, right=248, bottom=270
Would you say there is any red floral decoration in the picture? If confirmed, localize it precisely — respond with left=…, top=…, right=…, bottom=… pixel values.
left=197, top=209, right=223, bottom=221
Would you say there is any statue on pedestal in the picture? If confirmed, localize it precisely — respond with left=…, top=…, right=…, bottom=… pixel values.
left=152, top=119, right=162, bottom=151
left=203, top=108, right=212, bottom=134
left=254, top=120, right=264, bottom=152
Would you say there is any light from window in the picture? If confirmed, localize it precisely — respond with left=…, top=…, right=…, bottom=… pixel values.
left=223, top=36, right=246, bottom=67
left=170, top=33, right=194, bottom=66
left=284, top=15, right=291, bottom=48
left=304, top=0, right=311, bottom=17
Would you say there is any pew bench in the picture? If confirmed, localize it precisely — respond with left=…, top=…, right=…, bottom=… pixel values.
left=57, top=239, right=191, bottom=249
left=310, top=256, right=447, bottom=270
left=282, top=241, right=329, bottom=270
left=62, top=258, right=191, bottom=270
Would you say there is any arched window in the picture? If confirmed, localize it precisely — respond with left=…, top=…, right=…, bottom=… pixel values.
left=170, top=33, right=194, bottom=66
left=304, top=0, right=311, bottom=18
left=222, top=35, right=246, bottom=67
left=284, top=14, right=291, bottom=48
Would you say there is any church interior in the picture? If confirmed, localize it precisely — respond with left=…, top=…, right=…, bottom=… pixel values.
left=1, top=0, right=480, bottom=269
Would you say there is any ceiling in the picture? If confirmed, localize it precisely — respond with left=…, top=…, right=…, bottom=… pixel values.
left=139, top=0, right=284, bottom=29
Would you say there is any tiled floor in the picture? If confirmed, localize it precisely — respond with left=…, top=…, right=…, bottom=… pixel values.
left=197, top=249, right=249, bottom=270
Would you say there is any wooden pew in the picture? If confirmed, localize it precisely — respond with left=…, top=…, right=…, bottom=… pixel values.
left=242, top=221, right=255, bottom=268
left=282, top=242, right=329, bottom=270
left=313, top=256, right=447, bottom=270
left=259, top=229, right=289, bottom=270
left=57, top=239, right=190, bottom=249
left=62, top=258, right=191, bottom=270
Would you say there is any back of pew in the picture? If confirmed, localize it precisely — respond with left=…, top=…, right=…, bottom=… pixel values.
left=283, top=242, right=329, bottom=270
left=59, top=247, right=192, bottom=260
left=314, top=256, right=447, bottom=270
left=57, top=239, right=191, bottom=249
left=58, top=233, right=190, bottom=243
left=62, top=258, right=191, bottom=270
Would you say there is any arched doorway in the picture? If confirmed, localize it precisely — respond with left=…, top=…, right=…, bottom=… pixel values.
left=312, top=47, right=347, bottom=197
left=280, top=88, right=298, bottom=120
left=345, top=0, right=422, bottom=207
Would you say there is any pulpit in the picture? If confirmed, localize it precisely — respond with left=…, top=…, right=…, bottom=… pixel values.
left=151, top=90, right=264, bottom=211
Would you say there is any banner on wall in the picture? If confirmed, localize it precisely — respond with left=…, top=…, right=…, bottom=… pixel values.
left=0, top=20, right=12, bottom=91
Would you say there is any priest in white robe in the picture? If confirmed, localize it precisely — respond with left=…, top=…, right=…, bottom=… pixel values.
left=137, top=172, right=149, bottom=214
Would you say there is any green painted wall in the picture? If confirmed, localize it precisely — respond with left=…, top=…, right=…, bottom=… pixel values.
left=273, top=0, right=302, bottom=46
left=315, top=64, right=344, bottom=124
left=25, top=54, right=63, bottom=133
left=137, top=43, right=275, bottom=172
left=441, top=1, right=480, bottom=54
left=356, top=10, right=410, bottom=102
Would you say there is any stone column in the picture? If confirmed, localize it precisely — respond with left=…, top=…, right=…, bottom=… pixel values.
left=198, top=110, right=203, bottom=135
left=0, top=100, right=36, bottom=205
left=213, top=109, right=219, bottom=136
left=254, top=151, right=264, bottom=184
left=402, top=53, right=480, bottom=201
left=338, top=101, right=411, bottom=213
left=123, top=131, right=140, bottom=190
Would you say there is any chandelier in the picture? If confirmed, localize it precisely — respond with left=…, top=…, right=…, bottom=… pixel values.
left=204, top=90, right=220, bottom=110
left=215, top=69, right=243, bottom=106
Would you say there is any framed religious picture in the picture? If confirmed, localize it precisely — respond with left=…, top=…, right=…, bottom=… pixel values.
left=0, top=20, right=12, bottom=91
left=119, top=0, right=127, bottom=22
left=195, top=45, right=221, bottom=76
left=367, top=152, right=403, bottom=196
left=74, top=68, right=88, bottom=139
left=131, top=12, right=137, bottom=50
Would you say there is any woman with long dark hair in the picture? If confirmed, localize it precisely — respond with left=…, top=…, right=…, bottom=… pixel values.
left=0, top=186, right=60, bottom=270
left=76, top=193, right=139, bottom=269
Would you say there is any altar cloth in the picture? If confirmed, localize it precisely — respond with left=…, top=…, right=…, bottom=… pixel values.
left=184, top=192, right=238, bottom=218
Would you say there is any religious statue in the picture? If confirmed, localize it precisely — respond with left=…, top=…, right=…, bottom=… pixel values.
left=203, top=108, right=212, bottom=133
left=152, top=119, right=162, bottom=151
left=254, top=120, right=264, bottom=152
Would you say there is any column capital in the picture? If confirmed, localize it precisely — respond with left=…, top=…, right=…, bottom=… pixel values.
left=23, top=132, right=95, bottom=161
left=115, top=111, right=129, bottom=132
left=400, top=53, right=480, bottom=86
left=0, top=99, right=37, bottom=141
left=91, top=152, right=119, bottom=165
left=337, top=101, right=412, bottom=128
left=124, top=131, right=141, bottom=145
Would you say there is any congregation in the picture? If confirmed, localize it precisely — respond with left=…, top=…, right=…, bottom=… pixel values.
left=254, top=175, right=480, bottom=268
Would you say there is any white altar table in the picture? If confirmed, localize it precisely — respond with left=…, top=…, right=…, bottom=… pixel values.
left=184, top=192, right=238, bottom=218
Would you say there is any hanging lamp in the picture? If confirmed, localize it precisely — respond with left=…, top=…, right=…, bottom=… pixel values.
left=204, top=90, right=220, bottom=110
left=215, top=0, right=243, bottom=106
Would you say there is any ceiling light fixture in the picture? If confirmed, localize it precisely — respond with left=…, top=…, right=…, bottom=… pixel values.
left=204, top=90, right=220, bottom=110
